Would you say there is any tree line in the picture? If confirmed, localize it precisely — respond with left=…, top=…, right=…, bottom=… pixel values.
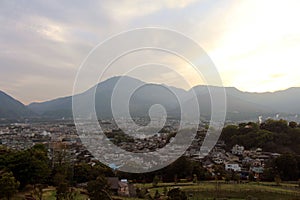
left=0, top=143, right=114, bottom=199
left=221, top=119, right=300, bottom=154
left=221, top=119, right=300, bottom=181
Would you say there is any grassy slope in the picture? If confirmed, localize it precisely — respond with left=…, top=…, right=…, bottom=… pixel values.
left=11, top=181, right=300, bottom=200
left=135, top=181, right=300, bottom=200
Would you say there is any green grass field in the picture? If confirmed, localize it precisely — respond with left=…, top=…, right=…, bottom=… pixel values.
left=11, top=181, right=300, bottom=200
left=135, top=181, right=300, bottom=200
left=12, top=187, right=88, bottom=200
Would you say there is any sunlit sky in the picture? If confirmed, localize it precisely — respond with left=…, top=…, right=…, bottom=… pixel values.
left=1, top=0, right=300, bottom=104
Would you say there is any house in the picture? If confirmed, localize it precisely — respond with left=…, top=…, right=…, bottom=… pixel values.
left=107, top=177, right=119, bottom=195
left=210, top=148, right=226, bottom=159
left=240, top=171, right=250, bottom=180
left=215, top=140, right=226, bottom=148
left=231, top=144, right=244, bottom=155
left=257, top=154, right=270, bottom=160
left=226, top=152, right=240, bottom=162
left=252, top=159, right=263, bottom=167
left=271, top=153, right=281, bottom=158
left=225, top=162, right=241, bottom=172
left=251, top=166, right=264, bottom=174
left=213, top=158, right=224, bottom=165
left=202, top=158, right=214, bottom=168
left=107, top=177, right=136, bottom=197
left=118, top=181, right=129, bottom=196
left=250, top=166, right=264, bottom=179
left=242, top=156, right=253, bottom=165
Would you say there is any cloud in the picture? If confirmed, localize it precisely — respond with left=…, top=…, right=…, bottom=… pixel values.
left=1, top=0, right=300, bottom=103
left=102, top=0, right=198, bottom=22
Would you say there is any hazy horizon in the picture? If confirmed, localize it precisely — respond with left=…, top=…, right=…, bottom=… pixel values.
left=1, top=1, right=300, bottom=104
left=1, top=75, right=299, bottom=106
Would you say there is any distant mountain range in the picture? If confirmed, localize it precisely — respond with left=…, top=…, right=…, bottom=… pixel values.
left=1, top=76, right=300, bottom=122
left=0, top=91, right=33, bottom=119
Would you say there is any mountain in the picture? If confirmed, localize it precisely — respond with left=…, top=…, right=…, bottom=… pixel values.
left=27, top=76, right=281, bottom=121
left=29, top=76, right=185, bottom=120
left=0, top=91, right=33, bottom=119
left=186, top=86, right=275, bottom=121
left=0, top=76, right=298, bottom=121
left=226, top=87, right=300, bottom=114
left=28, top=96, right=72, bottom=118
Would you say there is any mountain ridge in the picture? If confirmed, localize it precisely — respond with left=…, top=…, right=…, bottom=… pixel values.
left=0, top=90, right=34, bottom=119
left=1, top=76, right=300, bottom=121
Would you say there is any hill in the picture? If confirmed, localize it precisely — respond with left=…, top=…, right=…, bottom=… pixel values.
left=220, top=119, right=300, bottom=154
left=28, top=76, right=279, bottom=121
left=1, top=76, right=300, bottom=121
left=0, top=91, right=33, bottom=119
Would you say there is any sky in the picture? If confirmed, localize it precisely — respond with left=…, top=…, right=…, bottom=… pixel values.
left=0, top=0, right=300, bottom=104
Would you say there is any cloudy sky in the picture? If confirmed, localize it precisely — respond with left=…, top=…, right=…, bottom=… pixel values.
left=1, top=0, right=300, bottom=104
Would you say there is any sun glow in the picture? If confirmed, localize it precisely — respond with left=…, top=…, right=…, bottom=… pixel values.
left=209, top=0, right=300, bottom=92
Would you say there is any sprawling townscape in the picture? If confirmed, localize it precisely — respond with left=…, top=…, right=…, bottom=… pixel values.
left=0, top=119, right=281, bottom=181
left=2, top=117, right=300, bottom=199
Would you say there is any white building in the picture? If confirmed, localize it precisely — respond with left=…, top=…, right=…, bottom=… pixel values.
left=213, top=158, right=224, bottom=164
left=225, top=163, right=241, bottom=172
left=231, top=144, right=244, bottom=155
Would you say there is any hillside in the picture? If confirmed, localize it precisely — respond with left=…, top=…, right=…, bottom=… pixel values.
left=0, top=91, right=33, bottom=119
left=1, top=76, right=300, bottom=121
left=28, top=76, right=275, bottom=120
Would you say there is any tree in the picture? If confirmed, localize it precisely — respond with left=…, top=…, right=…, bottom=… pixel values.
left=192, top=163, right=212, bottom=180
left=274, top=175, right=281, bottom=186
left=32, top=184, right=47, bottom=200
left=174, top=174, right=178, bottom=184
left=261, top=119, right=288, bottom=133
left=162, top=156, right=193, bottom=182
left=289, top=121, right=298, bottom=128
left=87, top=176, right=112, bottom=200
left=55, top=182, right=78, bottom=200
left=56, top=182, right=69, bottom=200
left=0, top=171, right=20, bottom=200
left=136, top=187, right=148, bottom=198
left=213, top=165, right=226, bottom=180
left=225, top=174, right=231, bottom=183
left=74, top=161, right=113, bottom=184
left=73, top=163, right=91, bottom=184
left=192, top=174, right=198, bottom=183
left=51, top=144, right=74, bottom=186
left=154, top=190, right=160, bottom=200
left=248, top=172, right=255, bottom=182
left=5, top=145, right=50, bottom=188
left=53, top=171, right=80, bottom=200
left=50, top=143, right=77, bottom=200
left=274, top=154, right=298, bottom=181
left=167, top=188, right=187, bottom=200
left=163, top=187, right=168, bottom=196
left=219, top=120, right=300, bottom=155
left=152, top=175, right=159, bottom=187
left=220, top=125, right=239, bottom=149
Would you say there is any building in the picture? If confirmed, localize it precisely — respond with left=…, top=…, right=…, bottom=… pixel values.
left=225, top=162, right=241, bottom=172
left=250, top=166, right=264, bottom=179
left=231, top=144, right=245, bottom=155
left=107, top=177, right=136, bottom=197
